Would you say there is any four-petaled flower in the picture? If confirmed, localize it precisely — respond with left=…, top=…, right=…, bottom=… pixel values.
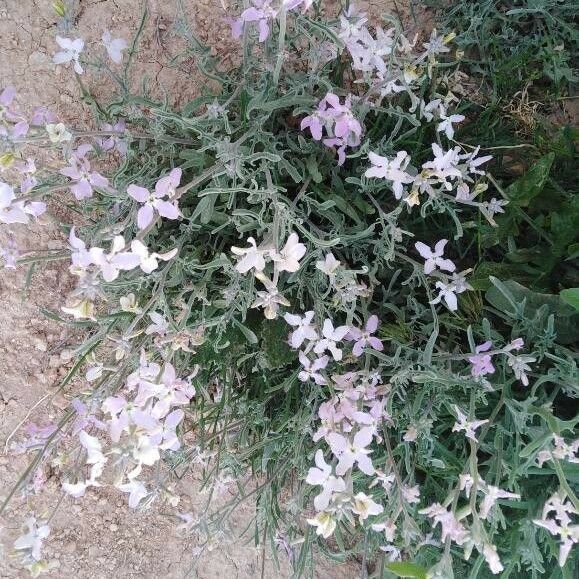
left=128, top=168, right=182, bottom=229
left=415, top=239, right=456, bottom=274
left=54, top=36, right=85, bottom=74
left=328, top=426, right=375, bottom=475
left=365, top=151, right=414, bottom=199
left=60, top=145, right=109, bottom=200
left=348, top=315, right=383, bottom=357
left=314, top=318, right=350, bottom=361
left=284, top=311, right=318, bottom=348
left=469, top=341, right=495, bottom=377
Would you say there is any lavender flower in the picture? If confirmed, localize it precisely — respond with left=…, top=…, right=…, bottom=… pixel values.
left=469, top=341, right=495, bottom=377
left=348, top=315, right=384, bottom=357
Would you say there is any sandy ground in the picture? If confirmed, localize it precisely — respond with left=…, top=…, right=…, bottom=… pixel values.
left=0, top=1, right=427, bottom=577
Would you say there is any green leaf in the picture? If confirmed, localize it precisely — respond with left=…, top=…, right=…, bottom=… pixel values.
left=232, top=319, right=258, bottom=344
left=560, top=288, right=579, bottom=311
left=385, top=562, right=427, bottom=579
left=504, top=153, right=555, bottom=207
left=486, top=279, right=579, bottom=344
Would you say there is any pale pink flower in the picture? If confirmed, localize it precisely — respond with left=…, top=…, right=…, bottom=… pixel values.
left=232, top=1, right=277, bottom=42
left=60, top=145, right=109, bottom=200
left=328, top=426, right=375, bottom=475
left=348, top=315, right=383, bottom=357
left=298, top=351, right=328, bottom=385
left=469, top=341, right=495, bottom=377
left=314, top=318, right=350, bottom=361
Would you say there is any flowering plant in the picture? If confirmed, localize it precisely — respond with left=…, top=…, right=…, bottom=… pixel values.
left=1, top=2, right=577, bottom=577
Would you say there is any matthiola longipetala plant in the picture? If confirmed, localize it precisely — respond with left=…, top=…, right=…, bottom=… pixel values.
left=1, top=2, right=578, bottom=577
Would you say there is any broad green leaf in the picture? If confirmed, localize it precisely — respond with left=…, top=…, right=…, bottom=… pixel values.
left=560, top=288, right=579, bottom=311
left=504, top=153, right=555, bottom=207
left=486, top=279, right=579, bottom=344
left=385, top=562, right=428, bottom=579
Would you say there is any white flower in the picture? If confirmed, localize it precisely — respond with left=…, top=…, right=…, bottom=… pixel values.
left=437, top=113, right=465, bottom=140
left=284, top=310, right=318, bottom=348
left=231, top=236, right=267, bottom=274
left=365, top=151, right=414, bottom=199
left=298, top=351, right=328, bottom=385
left=102, top=30, right=128, bottom=64
left=415, top=239, right=456, bottom=274
left=307, top=511, right=337, bottom=538
left=482, top=543, right=504, bottom=574
left=479, top=485, right=521, bottom=519
left=305, top=450, right=346, bottom=511
left=351, top=492, right=384, bottom=520
left=130, top=240, right=178, bottom=274
left=14, top=517, right=50, bottom=562
left=272, top=232, right=306, bottom=273
left=316, top=252, right=341, bottom=276
left=89, top=236, right=141, bottom=282
left=371, top=520, right=396, bottom=542
left=53, top=36, right=84, bottom=74
left=452, top=406, right=488, bottom=442
left=117, top=479, right=149, bottom=508
left=46, top=122, right=72, bottom=143
left=313, top=318, right=350, bottom=361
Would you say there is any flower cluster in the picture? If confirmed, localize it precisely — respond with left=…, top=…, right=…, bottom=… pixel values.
left=301, top=93, right=363, bottom=165
left=62, top=356, right=195, bottom=508
left=232, top=0, right=313, bottom=42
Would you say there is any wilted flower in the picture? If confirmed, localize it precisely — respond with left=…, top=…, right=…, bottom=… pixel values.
left=14, top=517, right=50, bottom=563
left=46, top=122, right=72, bottom=143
